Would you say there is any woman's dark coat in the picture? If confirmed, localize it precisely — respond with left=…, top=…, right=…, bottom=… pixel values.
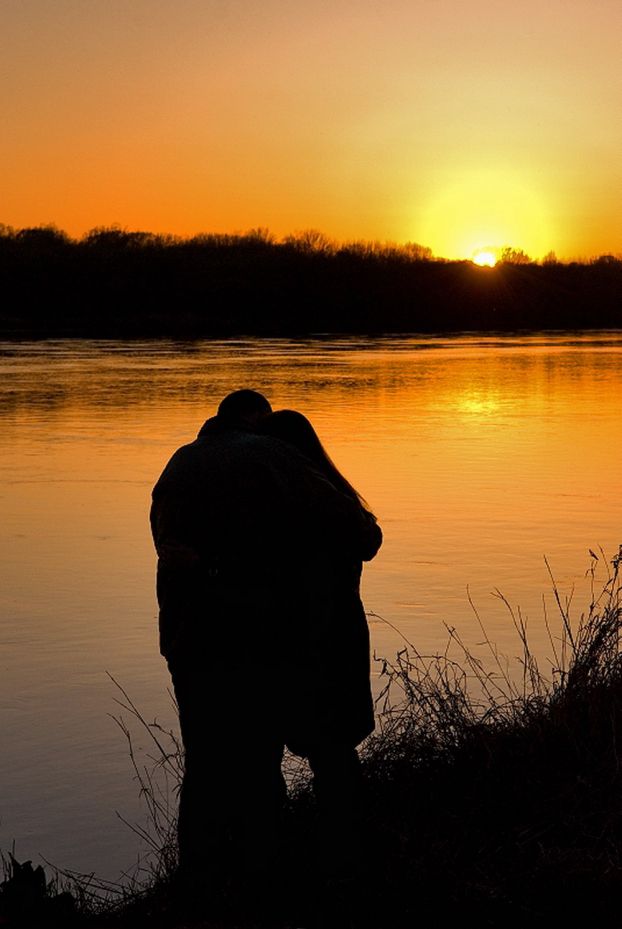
left=281, top=512, right=382, bottom=755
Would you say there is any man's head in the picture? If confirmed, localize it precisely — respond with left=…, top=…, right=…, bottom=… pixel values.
left=217, top=389, right=272, bottom=428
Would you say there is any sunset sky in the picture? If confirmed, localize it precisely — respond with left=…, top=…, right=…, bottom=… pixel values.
left=2, top=0, right=620, bottom=260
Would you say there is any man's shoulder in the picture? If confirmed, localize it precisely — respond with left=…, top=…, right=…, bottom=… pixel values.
left=152, top=430, right=287, bottom=493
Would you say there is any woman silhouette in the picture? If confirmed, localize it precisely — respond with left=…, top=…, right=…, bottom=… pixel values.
left=260, top=409, right=382, bottom=875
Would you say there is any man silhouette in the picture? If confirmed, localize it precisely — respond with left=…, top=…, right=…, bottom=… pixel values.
left=150, top=389, right=380, bottom=893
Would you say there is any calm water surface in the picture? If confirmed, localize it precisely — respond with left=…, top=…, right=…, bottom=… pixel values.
left=1, top=334, right=621, bottom=880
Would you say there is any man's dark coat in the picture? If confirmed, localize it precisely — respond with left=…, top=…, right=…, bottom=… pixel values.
left=151, top=417, right=382, bottom=752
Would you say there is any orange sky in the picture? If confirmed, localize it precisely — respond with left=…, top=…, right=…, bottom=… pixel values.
left=1, top=0, right=620, bottom=260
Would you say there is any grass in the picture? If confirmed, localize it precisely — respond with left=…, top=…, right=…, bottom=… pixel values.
left=2, top=548, right=622, bottom=928
left=357, top=549, right=622, bottom=927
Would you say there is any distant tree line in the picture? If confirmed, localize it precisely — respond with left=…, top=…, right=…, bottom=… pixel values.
left=0, top=224, right=620, bottom=337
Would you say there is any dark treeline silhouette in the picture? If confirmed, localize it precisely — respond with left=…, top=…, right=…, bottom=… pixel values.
left=1, top=224, right=620, bottom=336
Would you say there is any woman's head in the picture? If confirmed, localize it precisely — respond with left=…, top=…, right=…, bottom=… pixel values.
left=260, top=410, right=326, bottom=463
left=261, top=409, right=371, bottom=512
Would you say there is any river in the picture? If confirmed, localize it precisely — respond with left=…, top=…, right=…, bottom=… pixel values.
left=1, top=334, right=621, bottom=881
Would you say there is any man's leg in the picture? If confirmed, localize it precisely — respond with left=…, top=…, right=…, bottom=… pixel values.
left=171, top=661, right=227, bottom=881
left=170, top=661, right=287, bottom=885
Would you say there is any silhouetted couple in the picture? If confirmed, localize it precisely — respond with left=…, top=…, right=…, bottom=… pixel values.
left=150, top=389, right=382, bottom=905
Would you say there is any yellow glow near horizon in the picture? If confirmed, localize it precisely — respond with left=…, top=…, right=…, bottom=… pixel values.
left=416, top=168, right=553, bottom=261
left=472, top=250, right=497, bottom=267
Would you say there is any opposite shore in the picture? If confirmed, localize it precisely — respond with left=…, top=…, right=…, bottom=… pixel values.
left=1, top=225, right=620, bottom=338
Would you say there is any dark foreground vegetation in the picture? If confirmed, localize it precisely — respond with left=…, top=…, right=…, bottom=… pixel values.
left=1, top=224, right=621, bottom=336
left=3, top=551, right=622, bottom=928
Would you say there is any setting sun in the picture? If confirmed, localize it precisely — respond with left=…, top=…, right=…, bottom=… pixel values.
left=415, top=166, right=554, bottom=261
left=472, top=250, right=497, bottom=267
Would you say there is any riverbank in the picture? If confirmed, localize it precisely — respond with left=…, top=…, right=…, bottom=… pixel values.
left=3, top=553, right=622, bottom=928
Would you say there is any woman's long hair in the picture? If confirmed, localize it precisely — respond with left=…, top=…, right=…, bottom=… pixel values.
left=260, top=409, right=373, bottom=515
